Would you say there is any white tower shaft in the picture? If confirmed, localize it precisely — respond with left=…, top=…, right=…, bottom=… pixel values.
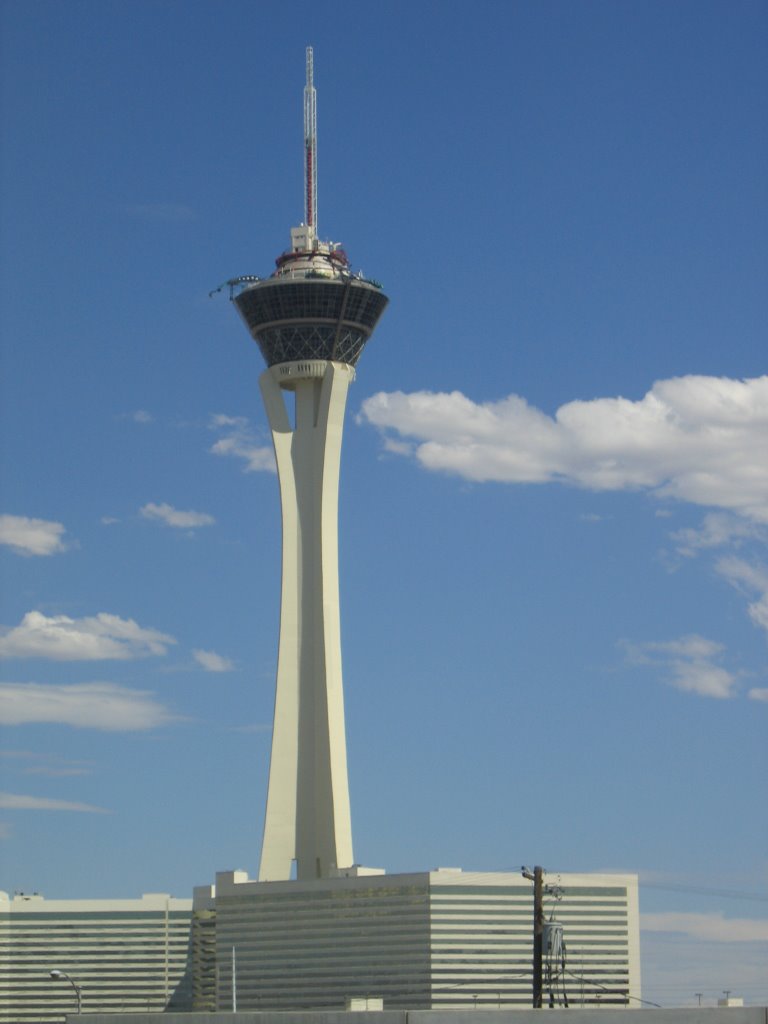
left=258, top=361, right=354, bottom=881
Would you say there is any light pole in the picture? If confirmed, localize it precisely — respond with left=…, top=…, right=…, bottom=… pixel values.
left=49, top=970, right=82, bottom=1014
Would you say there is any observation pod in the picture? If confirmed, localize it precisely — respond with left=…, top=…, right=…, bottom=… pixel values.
left=234, top=244, right=388, bottom=370
left=232, top=231, right=388, bottom=884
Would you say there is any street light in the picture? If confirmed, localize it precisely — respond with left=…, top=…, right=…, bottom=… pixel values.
left=49, top=970, right=82, bottom=1014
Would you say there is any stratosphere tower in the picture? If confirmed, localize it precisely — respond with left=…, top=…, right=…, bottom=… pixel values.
left=229, top=48, right=388, bottom=882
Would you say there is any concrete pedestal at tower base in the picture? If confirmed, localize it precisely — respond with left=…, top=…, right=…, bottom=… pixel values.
left=73, top=1009, right=768, bottom=1024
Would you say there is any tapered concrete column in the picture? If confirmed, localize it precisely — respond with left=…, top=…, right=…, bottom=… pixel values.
left=258, top=360, right=354, bottom=881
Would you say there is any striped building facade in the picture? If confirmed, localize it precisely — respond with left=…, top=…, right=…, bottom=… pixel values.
left=192, top=868, right=640, bottom=1011
left=0, top=891, right=193, bottom=1022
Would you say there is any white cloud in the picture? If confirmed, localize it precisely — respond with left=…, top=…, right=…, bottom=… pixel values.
left=642, top=911, right=768, bottom=942
left=360, top=375, right=768, bottom=523
left=715, top=557, right=768, bottom=636
left=672, top=512, right=763, bottom=557
left=383, top=437, right=414, bottom=457
left=748, top=687, right=768, bottom=702
left=210, top=414, right=244, bottom=428
left=644, top=635, right=722, bottom=660
left=0, top=792, right=108, bottom=813
left=0, top=682, right=178, bottom=730
left=192, top=649, right=235, bottom=672
left=641, top=929, right=768, bottom=1006
left=0, top=515, right=68, bottom=556
left=666, top=515, right=768, bottom=646
left=625, top=634, right=738, bottom=699
left=140, top=502, right=215, bottom=528
left=117, top=409, right=153, bottom=425
left=0, top=611, right=176, bottom=661
left=209, top=414, right=274, bottom=473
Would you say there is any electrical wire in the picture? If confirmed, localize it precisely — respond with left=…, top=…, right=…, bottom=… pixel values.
left=561, top=966, right=662, bottom=1008
left=641, top=882, right=768, bottom=903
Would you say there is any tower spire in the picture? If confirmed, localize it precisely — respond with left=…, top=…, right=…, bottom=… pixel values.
left=304, top=45, right=317, bottom=238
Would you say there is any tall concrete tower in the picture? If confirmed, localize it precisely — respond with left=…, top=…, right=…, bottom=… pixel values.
left=232, top=48, right=388, bottom=882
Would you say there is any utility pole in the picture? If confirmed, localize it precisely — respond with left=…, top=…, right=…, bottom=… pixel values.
left=522, top=866, right=544, bottom=1008
left=533, top=867, right=544, bottom=1007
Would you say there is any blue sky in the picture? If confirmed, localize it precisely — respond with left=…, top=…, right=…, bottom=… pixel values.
left=1, top=0, right=766, bottom=1007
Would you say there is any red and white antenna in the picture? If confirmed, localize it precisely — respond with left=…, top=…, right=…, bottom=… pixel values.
left=304, top=46, right=317, bottom=238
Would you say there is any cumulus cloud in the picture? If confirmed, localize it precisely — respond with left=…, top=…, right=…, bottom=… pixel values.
left=715, top=557, right=768, bottom=636
left=0, top=792, right=108, bottom=813
left=210, top=414, right=242, bottom=428
left=0, top=611, right=176, bottom=661
left=209, top=414, right=274, bottom=473
left=140, top=502, right=215, bottom=528
left=0, top=751, right=93, bottom=777
left=360, top=375, right=768, bottom=523
left=665, top=512, right=767, bottom=647
left=0, top=515, right=68, bottom=556
left=672, top=512, right=763, bottom=557
left=624, top=634, right=738, bottom=699
left=748, top=687, right=768, bottom=702
left=192, top=649, right=235, bottom=672
left=642, top=911, right=768, bottom=942
left=0, top=682, right=178, bottom=730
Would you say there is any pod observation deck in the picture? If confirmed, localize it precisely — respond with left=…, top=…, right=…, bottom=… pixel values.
left=233, top=228, right=388, bottom=369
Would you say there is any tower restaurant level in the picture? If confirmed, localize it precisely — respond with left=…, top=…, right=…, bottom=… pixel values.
left=234, top=227, right=388, bottom=369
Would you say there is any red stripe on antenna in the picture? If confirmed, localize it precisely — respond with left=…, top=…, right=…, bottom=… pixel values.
left=306, top=145, right=314, bottom=227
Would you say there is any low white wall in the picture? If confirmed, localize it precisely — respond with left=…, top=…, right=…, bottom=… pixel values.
left=74, top=1007, right=768, bottom=1024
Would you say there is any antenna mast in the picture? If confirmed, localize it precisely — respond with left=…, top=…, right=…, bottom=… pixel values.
left=304, top=46, right=317, bottom=238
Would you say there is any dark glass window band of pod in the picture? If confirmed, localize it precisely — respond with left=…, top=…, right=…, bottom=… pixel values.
left=235, top=279, right=389, bottom=367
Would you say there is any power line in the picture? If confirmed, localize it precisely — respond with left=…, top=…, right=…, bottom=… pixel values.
left=641, top=882, right=768, bottom=903
left=561, top=967, right=662, bottom=1008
